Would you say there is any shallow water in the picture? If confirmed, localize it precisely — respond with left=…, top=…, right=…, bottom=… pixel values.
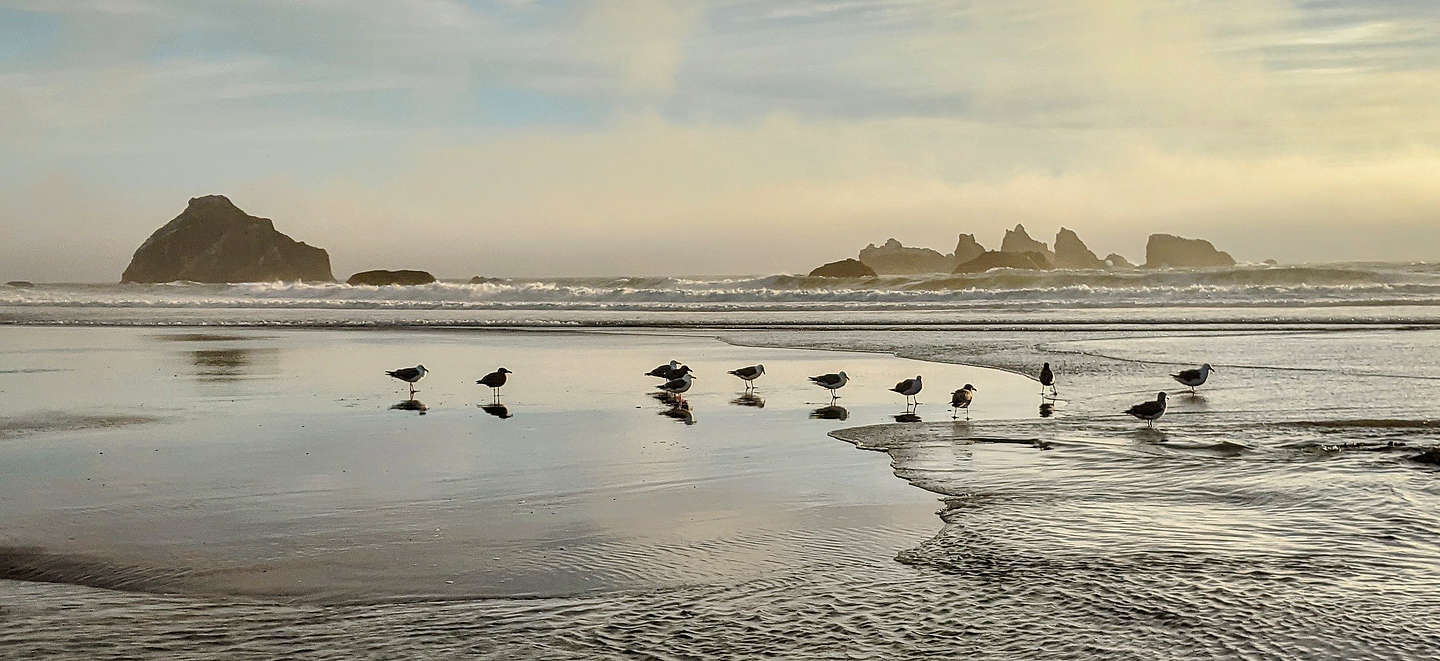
left=3, top=323, right=1440, bottom=658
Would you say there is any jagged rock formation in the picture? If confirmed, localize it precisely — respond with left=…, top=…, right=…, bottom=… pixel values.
left=121, top=195, right=333, bottom=283
left=952, top=234, right=986, bottom=265
left=347, top=269, right=437, bottom=286
left=1104, top=253, right=1135, bottom=269
left=1053, top=228, right=1105, bottom=269
left=5, top=281, right=34, bottom=287
left=1144, top=234, right=1236, bottom=268
left=809, top=258, right=877, bottom=278
left=1000, top=225, right=1054, bottom=266
left=858, top=239, right=955, bottom=274
left=469, top=276, right=507, bottom=285
left=953, top=251, right=1053, bottom=273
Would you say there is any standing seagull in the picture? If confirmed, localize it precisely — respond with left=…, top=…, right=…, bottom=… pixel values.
left=809, top=371, right=849, bottom=401
left=646, top=360, right=682, bottom=379
left=656, top=367, right=696, bottom=403
left=728, top=364, right=765, bottom=391
left=891, top=375, right=923, bottom=406
left=386, top=364, right=428, bottom=395
left=1125, top=392, right=1168, bottom=426
left=1039, top=362, right=1058, bottom=396
left=1171, top=363, right=1215, bottom=393
left=950, top=384, right=977, bottom=419
left=476, top=367, right=512, bottom=402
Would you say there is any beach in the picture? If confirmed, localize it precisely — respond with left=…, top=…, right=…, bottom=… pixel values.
left=3, top=276, right=1440, bottom=658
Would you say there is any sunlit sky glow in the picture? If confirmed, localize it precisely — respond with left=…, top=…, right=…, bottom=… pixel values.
left=3, top=0, right=1439, bottom=280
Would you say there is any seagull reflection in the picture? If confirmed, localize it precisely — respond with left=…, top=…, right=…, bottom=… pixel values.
left=893, top=411, right=922, bottom=423
left=810, top=405, right=849, bottom=420
left=480, top=403, right=513, bottom=419
left=1039, top=402, right=1055, bottom=418
left=730, top=393, right=766, bottom=408
left=660, top=402, right=696, bottom=425
left=390, top=399, right=428, bottom=415
left=650, top=391, right=681, bottom=405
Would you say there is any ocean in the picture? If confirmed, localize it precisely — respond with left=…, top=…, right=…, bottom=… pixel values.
left=2, top=262, right=1438, bottom=659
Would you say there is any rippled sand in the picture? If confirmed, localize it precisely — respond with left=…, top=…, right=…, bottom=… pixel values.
left=3, top=326, right=1439, bottom=658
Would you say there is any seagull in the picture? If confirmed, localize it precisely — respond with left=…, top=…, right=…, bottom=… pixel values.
left=1126, top=391, right=1168, bottom=426
left=809, top=371, right=849, bottom=401
left=656, top=367, right=696, bottom=402
left=1040, top=362, right=1057, bottom=396
left=950, top=384, right=977, bottom=419
left=646, top=360, right=681, bottom=379
left=891, top=375, right=923, bottom=406
left=728, top=364, right=765, bottom=390
left=476, top=367, right=512, bottom=401
left=1171, top=363, right=1215, bottom=393
left=386, top=364, right=428, bottom=395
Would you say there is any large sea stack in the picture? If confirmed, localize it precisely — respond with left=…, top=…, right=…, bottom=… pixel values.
left=121, top=195, right=333, bottom=283
left=1053, top=227, right=1105, bottom=269
left=1144, top=234, right=1235, bottom=268
left=999, top=224, right=1055, bottom=266
left=858, top=239, right=955, bottom=274
left=952, top=233, right=986, bottom=265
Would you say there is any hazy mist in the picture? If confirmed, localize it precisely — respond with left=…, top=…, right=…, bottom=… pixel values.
left=3, top=0, right=1439, bottom=281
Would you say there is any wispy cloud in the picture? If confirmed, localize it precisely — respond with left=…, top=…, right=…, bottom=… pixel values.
left=2, top=0, right=1440, bottom=279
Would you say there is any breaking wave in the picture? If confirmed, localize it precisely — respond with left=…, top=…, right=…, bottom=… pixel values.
left=3, top=263, right=1439, bottom=313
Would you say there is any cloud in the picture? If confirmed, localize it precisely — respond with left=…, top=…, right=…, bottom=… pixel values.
left=3, top=0, right=1440, bottom=280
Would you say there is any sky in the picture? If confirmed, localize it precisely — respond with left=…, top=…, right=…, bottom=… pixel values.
left=2, top=0, right=1439, bottom=281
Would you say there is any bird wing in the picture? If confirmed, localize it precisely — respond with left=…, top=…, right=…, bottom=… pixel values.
left=891, top=379, right=912, bottom=393
left=1172, top=368, right=1201, bottom=381
left=1127, top=401, right=1161, bottom=417
left=388, top=368, right=418, bottom=380
left=658, top=377, right=685, bottom=390
left=811, top=374, right=839, bottom=386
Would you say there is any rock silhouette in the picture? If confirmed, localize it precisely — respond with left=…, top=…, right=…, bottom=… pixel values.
left=1053, top=227, right=1105, bottom=269
left=121, top=195, right=333, bottom=283
left=1145, top=234, right=1236, bottom=268
left=858, top=239, right=954, bottom=274
left=809, top=259, right=877, bottom=278
left=1000, top=224, right=1054, bottom=266
left=347, top=270, right=437, bottom=286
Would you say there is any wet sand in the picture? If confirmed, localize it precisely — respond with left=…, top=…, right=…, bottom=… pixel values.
left=0, top=326, right=1037, bottom=601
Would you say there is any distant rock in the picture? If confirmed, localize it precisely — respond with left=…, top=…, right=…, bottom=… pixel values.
left=469, top=276, right=507, bottom=285
left=953, top=251, right=1053, bottom=274
left=1144, top=234, right=1236, bottom=268
left=1053, top=227, right=1105, bottom=269
left=809, top=258, right=877, bottom=278
left=952, top=234, right=986, bottom=265
left=1263, top=259, right=1279, bottom=266
left=999, top=224, right=1055, bottom=266
left=347, top=269, right=437, bottom=286
left=858, top=238, right=954, bottom=274
left=121, top=195, right=333, bottom=283
left=5, top=280, right=34, bottom=288
left=1104, top=253, right=1135, bottom=269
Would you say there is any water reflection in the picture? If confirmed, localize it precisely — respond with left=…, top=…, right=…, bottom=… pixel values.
left=893, top=412, right=922, bottom=423
left=810, top=405, right=849, bottom=421
left=1039, top=402, right=1055, bottom=418
left=390, top=399, right=429, bottom=415
left=660, top=405, right=696, bottom=425
left=1130, top=427, right=1167, bottom=444
left=730, top=393, right=766, bottom=408
left=479, top=403, right=513, bottom=419
left=184, top=347, right=279, bottom=382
